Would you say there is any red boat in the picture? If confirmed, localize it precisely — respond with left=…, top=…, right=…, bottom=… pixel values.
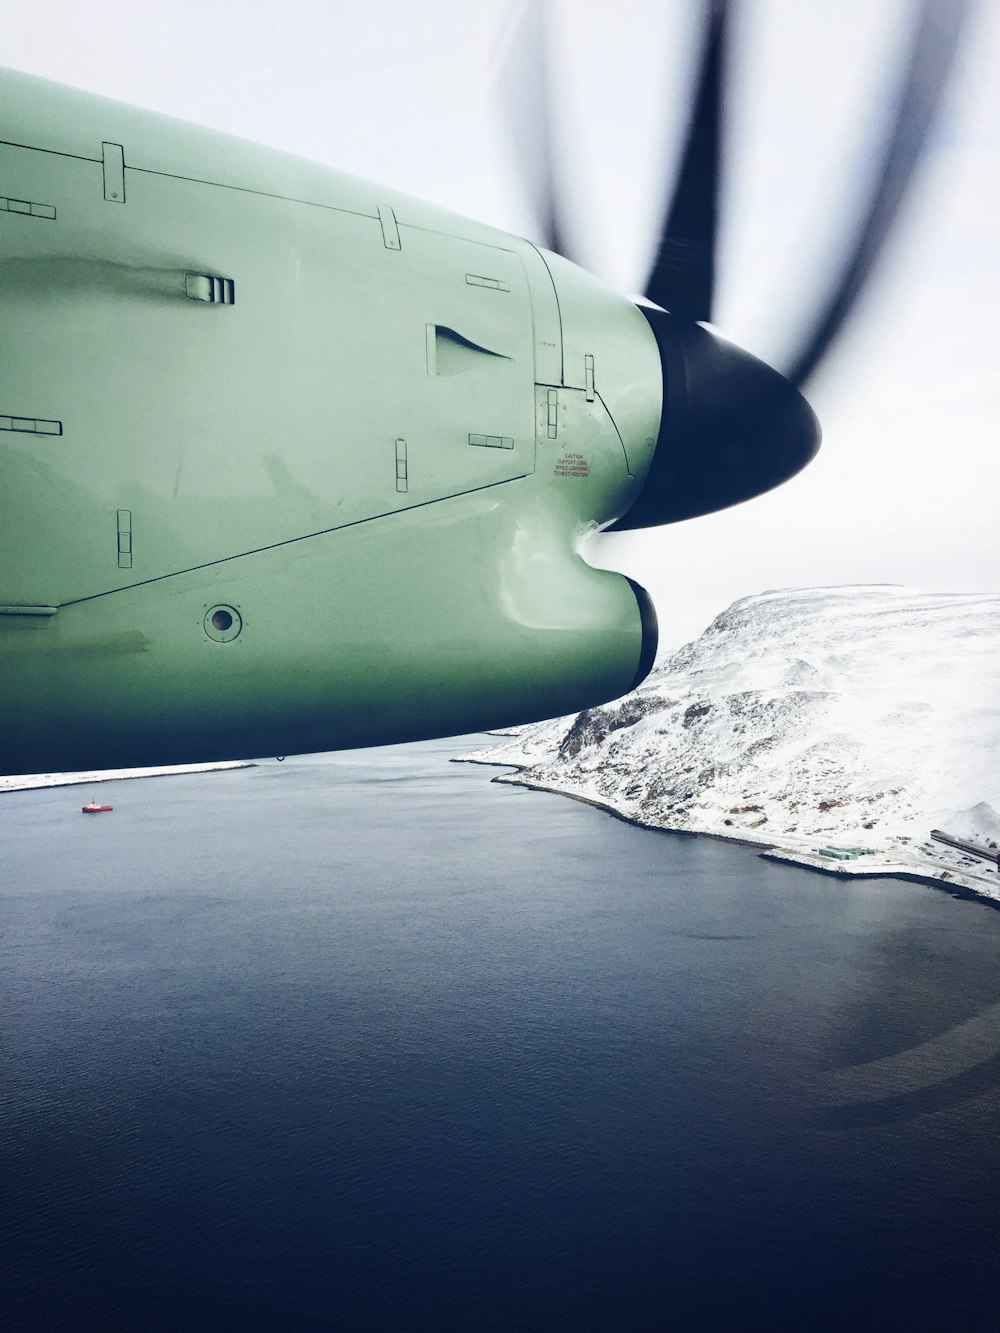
left=82, top=801, right=113, bottom=814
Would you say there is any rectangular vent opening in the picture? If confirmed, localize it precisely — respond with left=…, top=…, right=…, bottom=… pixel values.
left=546, top=389, right=558, bottom=439
left=466, top=274, right=511, bottom=292
left=0, top=197, right=56, bottom=220
left=185, top=273, right=235, bottom=305
left=378, top=204, right=401, bottom=251
left=0, top=415, right=62, bottom=435
left=117, top=509, right=132, bottom=569
left=102, top=141, right=126, bottom=203
left=468, top=433, right=514, bottom=450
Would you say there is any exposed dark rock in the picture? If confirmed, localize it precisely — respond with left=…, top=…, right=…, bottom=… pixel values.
left=557, top=696, right=662, bottom=761
left=683, top=701, right=711, bottom=727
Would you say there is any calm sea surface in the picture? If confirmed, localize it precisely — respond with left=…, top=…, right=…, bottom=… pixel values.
left=2, top=738, right=1000, bottom=1331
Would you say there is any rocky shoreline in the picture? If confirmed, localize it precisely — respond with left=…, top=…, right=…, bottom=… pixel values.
left=453, top=586, right=1000, bottom=910
left=455, top=752, right=1000, bottom=910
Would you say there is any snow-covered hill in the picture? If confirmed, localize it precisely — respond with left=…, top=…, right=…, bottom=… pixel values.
left=459, top=586, right=1000, bottom=900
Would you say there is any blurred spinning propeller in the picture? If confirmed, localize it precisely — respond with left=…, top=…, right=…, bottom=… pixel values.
left=501, top=0, right=972, bottom=525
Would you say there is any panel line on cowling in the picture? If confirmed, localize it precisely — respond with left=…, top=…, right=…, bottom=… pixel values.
left=127, top=167, right=523, bottom=255
left=527, top=242, right=565, bottom=384
left=127, top=164, right=381, bottom=222
left=0, top=138, right=100, bottom=163
left=595, top=389, right=633, bottom=476
left=58, top=474, right=532, bottom=609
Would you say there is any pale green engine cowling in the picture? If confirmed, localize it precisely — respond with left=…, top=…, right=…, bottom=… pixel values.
left=0, top=68, right=662, bottom=773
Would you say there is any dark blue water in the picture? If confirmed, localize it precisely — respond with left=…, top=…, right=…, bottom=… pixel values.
left=3, top=739, right=1000, bottom=1331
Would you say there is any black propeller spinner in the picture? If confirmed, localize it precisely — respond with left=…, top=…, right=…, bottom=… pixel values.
left=503, top=0, right=971, bottom=528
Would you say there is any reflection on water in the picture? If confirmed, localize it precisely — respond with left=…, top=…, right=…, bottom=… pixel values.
left=819, top=1045, right=1000, bottom=1128
left=824, top=924, right=1000, bottom=1069
left=2, top=737, right=1000, bottom=1330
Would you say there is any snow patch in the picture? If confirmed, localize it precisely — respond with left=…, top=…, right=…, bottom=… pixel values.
left=457, top=585, right=1000, bottom=903
left=0, top=761, right=254, bottom=793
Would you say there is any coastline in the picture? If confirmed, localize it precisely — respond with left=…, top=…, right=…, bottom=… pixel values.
left=0, top=760, right=256, bottom=794
left=454, top=754, right=1000, bottom=910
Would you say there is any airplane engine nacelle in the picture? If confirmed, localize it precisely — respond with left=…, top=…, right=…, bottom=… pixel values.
left=1, top=501, right=656, bottom=772
left=0, top=68, right=661, bottom=774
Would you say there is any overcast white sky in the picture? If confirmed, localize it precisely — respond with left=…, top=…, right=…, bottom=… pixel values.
left=6, top=0, right=998, bottom=649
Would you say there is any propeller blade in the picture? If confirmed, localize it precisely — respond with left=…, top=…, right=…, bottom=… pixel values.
left=498, top=0, right=572, bottom=259
left=643, top=0, right=729, bottom=321
left=785, top=0, right=972, bottom=387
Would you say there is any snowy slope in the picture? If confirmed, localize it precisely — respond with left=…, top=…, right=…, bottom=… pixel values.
left=0, top=761, right=253, bottom=793
left=459, top=586, right=1000, bottom=895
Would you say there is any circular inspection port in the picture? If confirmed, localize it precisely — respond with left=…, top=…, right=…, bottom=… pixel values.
left=204, top=604, right=242, bottom=642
